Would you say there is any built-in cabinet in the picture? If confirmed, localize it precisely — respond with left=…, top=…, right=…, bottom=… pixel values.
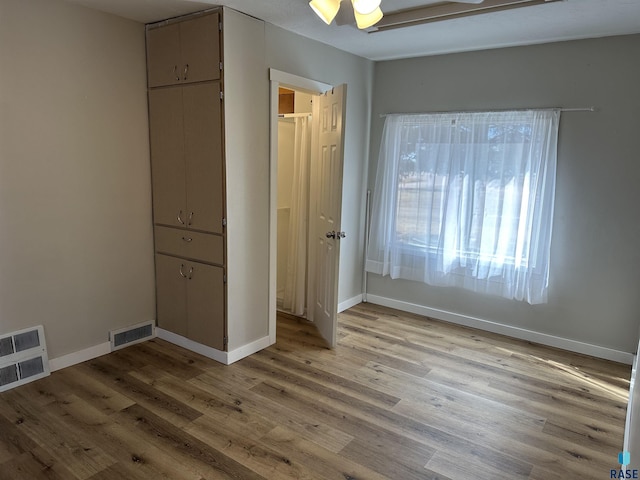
left=147, top=9, right=226, bottom=353
left=146, top=8, right=270, bottom=364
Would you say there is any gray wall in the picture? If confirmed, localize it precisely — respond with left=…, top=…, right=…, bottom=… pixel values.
left=0, top=0, right=155, bottom=358
left=266, top=24, right=374, bottom=306
left=368, top=34, right=640, bottom=353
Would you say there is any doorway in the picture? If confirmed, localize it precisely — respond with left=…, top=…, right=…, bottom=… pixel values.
left=276, top=88, right=313, bottom=317
left=268, top=69, right=346, bottom=348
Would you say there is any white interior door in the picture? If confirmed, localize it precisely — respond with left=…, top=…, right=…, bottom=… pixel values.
left=310, top=84, right=347, bottom=348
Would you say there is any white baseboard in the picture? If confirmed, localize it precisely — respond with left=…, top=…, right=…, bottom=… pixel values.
left=49, top=342, right=111, bottom=372
left=338, top=294, right=363, bottom=313
left=366, top=294, right=634, bottom=364
left=156, top=328, right=273, bottom=365
left=156, top=328, right=227, bottom=363
left=49, top=328, right=273, bottom=372
left=227, top=336, right=274, bottom=364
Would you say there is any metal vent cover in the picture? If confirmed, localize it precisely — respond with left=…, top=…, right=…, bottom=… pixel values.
left=0, top=325, right=49, bottom=392
left=110, top=321, right=155, bottom=351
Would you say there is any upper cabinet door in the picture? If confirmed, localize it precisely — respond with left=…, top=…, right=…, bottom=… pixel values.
left=147, top=23, right=181, bottom=88
left=180, top=12, right=220, bottom=85
left=147, top=12, right=220, bottom=88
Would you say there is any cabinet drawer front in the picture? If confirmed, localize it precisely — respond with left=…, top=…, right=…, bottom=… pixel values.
left=155, top=226, right=223, bottom=265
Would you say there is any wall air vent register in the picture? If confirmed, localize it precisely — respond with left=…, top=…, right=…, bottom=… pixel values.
left=0, top=325, right=50, bottom=392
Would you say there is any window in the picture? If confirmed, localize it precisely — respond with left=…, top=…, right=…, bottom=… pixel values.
left=365, top=109, right=560, bottom=304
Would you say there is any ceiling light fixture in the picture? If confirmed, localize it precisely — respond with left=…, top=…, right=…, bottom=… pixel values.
left=353, top=3, right=384, bottom=29
left=352, top=0, right=381, bottom=14
left=309, top=0, right=384, bottom=29
left=309, top=0, right=341, bottom=25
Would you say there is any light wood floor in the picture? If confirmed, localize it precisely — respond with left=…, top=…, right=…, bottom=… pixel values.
left=0, top=303, right=631, bottom=479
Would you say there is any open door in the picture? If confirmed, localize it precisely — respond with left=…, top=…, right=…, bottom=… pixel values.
left=309, top=85, right=347, bottom=348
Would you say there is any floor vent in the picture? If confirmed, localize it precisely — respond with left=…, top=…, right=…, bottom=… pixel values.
left=110, top=321, right=155, bottom=351
left=0, top=326, right=50, bottom=393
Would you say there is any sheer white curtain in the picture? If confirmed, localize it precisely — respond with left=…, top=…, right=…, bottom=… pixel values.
left=366, top=109, right=560, bottom=304
left=283, top=116, right=311, bottom=315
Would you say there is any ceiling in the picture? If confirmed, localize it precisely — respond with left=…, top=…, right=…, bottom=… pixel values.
left=65, top=0, right=640, bottom=61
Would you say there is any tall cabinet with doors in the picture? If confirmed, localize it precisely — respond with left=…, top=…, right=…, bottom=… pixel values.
left=146, top=8, right=271, bottom=362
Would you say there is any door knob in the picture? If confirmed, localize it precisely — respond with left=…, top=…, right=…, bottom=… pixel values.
left=337, top=231, right=346, bottom=239
left=326, top=231, right=336, bottom=239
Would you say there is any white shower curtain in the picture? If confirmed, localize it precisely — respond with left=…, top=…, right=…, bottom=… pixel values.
left=282, top=116, right=311, bottom=316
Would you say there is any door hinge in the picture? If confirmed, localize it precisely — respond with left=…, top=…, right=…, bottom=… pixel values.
left=222, top=218, right=227, bottom=227
left=223, top=336, right=228, bottom=346
left=220, top=91, right=224, bottom=100
left=219, top=62, right=223, bottom=71
left=223, top=274, right=227, bottom=284
left=219, top=22, right=222, bottom=31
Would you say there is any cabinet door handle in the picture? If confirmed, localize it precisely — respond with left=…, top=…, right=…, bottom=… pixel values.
left=187, top=211, right=194, bottom=226
left=182, top=236, right=192, bottom=243
left=187, top=266, right=194, bottom=280
left=177, top=210, right=185, bottom=225
left=179, top=264, right=187, bottom=278
left=183, top=64, right=189, bottom=80
left=173, top=65, right=180, bottom=81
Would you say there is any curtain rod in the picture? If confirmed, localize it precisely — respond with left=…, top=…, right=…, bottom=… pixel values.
left=379, top=107, right=596, bottom=118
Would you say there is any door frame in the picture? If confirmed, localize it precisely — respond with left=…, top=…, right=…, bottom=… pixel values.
left=268, top=69, right=333, bottom=344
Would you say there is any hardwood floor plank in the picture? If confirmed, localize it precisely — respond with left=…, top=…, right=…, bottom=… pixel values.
left=120, top=341, right=207, bottom=380
left=360, top=361, right=547, bottom=432
left=427, top=448, right=531, bottom=480
left=184, top=416, right=325, bottom=480
left=0, top=412, right=39, bottom=463
left=114, top=403, right=264, bottom=479
left=53, top=366, right=136, bottom=416
left=245, top=351, right=402, bottom=408
left=129, top=366, right=277, bottom=442
left=0, top=390, right=116, bottom=479
left=250, top=380, right=514, bottom=480
left=43, top=392, right=203, bottom=480
left=275, top=331, right=430, bottom=377
left=259, top=425, right=394, bottom=480
left=541, top=415, right=623, bottom=451
left=190, top=371, right=355, bottom=453
left=82, top=358, right=203, bottom=427
left=424, top=367, right=628, bottom=429
left=338, top=438, right=450, bottom=480
left=0, top=446, right=81, bottom=480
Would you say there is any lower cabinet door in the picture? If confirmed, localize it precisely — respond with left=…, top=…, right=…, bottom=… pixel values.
left=155, top=254, right=188, bottom=337
left=186, top=262, right=225, bottom=351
